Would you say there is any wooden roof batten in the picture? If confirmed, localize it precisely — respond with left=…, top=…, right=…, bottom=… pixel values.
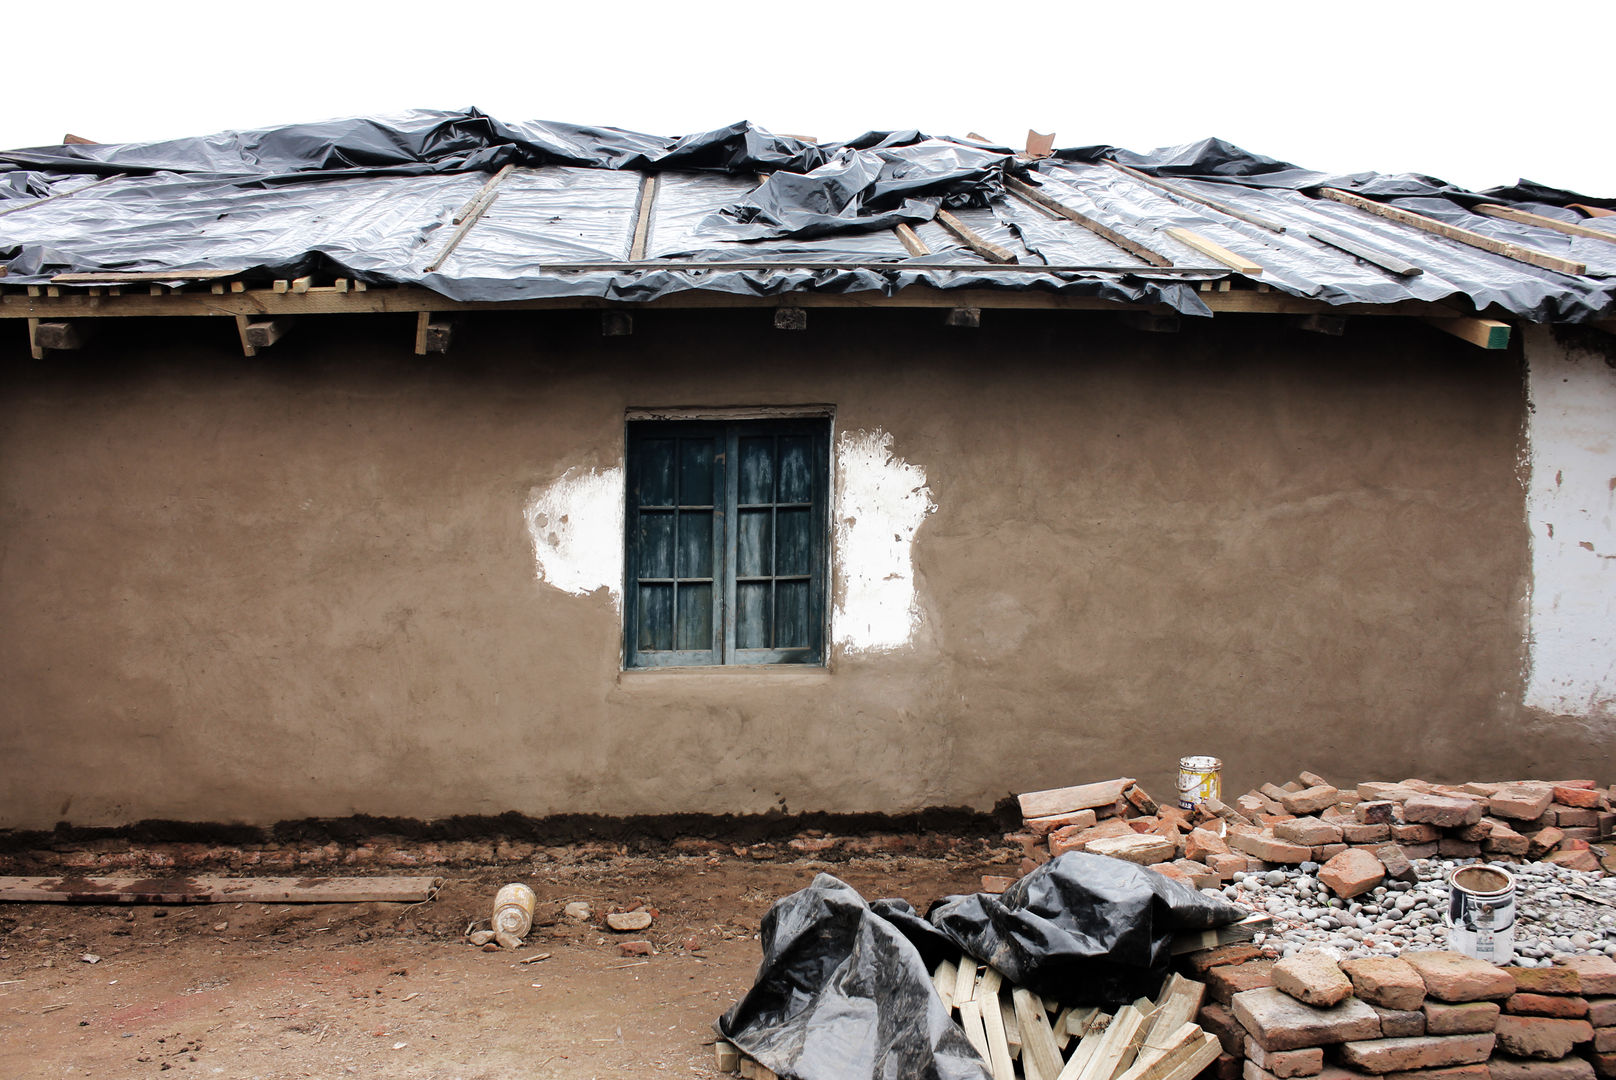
left=1318, top=188, right=1587, bottom=276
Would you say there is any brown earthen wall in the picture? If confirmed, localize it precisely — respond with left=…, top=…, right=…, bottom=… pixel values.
left=1, top=309, right=1604, bottom=830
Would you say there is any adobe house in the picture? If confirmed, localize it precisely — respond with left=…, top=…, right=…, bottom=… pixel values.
left=1, top=111, right=1612, bottom=834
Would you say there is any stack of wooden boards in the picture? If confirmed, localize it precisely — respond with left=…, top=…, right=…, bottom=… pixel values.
left=714, top=965, right=1221, bottom=1080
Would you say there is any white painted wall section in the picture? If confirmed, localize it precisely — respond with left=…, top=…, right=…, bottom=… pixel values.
left=833, top=429, right=936, bottom=653
left=1524, top=327, right=1616, bottom=718
left=523, top=466, right=625, bottom=608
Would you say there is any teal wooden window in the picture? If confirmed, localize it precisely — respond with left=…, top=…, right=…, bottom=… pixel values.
left=625, top=419, right=829, bottom=668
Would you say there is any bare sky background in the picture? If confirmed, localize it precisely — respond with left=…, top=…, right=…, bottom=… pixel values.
left=6, top=2, right=1610, bottom=196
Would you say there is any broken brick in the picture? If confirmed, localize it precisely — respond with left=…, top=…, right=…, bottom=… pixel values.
left=1403, top=951, right=1516, bottom=1003
left=1244, top=1038, right=1325, bottom=1078
left=1335, top=1033, right=1496, bottom=1074
left=1230, top=831, right=1312, bottom=864
left=1491, top=785, right=1556, bottom=821
left=1274, top=951, right=1353, bottom=1007
left=1318, top=848, right=1385, bottom=899
left=1403, top=794, right=1485, bottom=828
left=1493, top=1015, right=1593, bottom=1059
left=1424, top=1001, right=1501, bottom=1034
left=1231, top=987, right=1380, bottom=1051
left=1506, top=993, right=1589, bottom=1019
left=1275, top=819, right=1343, bottom=846
left=1489, top=1058, right=1596, bottom=1080
left=1341, top=956, right=1426, bottom=1011
left=1210, top=960, right=1277, bottom=1005
left=1558, top=957, right=1616, bottom=996
left=1281, top=786, right=1342, bottom=815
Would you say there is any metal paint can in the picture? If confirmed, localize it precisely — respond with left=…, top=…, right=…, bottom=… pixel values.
left=1446, top=864, right=1516, bottom=965
left=492, top=882, right=538, bottom=939
left=1178, top=756, right=1222, bottom=810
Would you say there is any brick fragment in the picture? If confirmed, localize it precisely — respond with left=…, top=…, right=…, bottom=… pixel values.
left=1601, top=1029, right=1616, bottom=1054
left=1318, top=848, right=1385, bottom=899
left=1378, top=1067, right=1491, bottom=1080
left=1483, top=820, right=1530, bottom=856
left=618, top=940, right=654, bottom=956
left=1230, top=831, right=1314, bottom=864
left=1274, top=951, right=1354, bottom=1007
left=1244, top=1037, right=1325, bottom=1078
left=1399, top=841, right=1440, bottom=860
left=1402, top=951, right=1517, bottom=1003
left=1558, top=957, right=1616, bottom=996
left=1504, top=967, right=1580, bottom=995
left=1544, top=849, right=1602, bottom=872
left=1439, top=839, right=1484, bottom=858
left=1528, top=827, right=1566, bottom=858
left=1555, top=806, right=1600, bottom=828
left=1335, top=1033, right=1496, bottom=1074
left=1210, top=960, right=1276, bottom=1005
left=1316, top=844, right=1349, bottom=861
left=1371, top=1006, right=1426, bottom=1037
left=1424, top=1001, right=1501, bottom=1034
left=1048, top=818, right=1135, bottom=856
left=1355, top=801, right=1397, bottom=825
left=1404, top=794, right=1485, bottom=828
left=1341, top=956, right=1426, bottom=1011
left=1025, top=808, right=1099, bottom=837
left=1552, top=785, right=1604, bottom=809
left=1283, top=786, right=1343, bottom=815
left=1488, top=1056, right=1596, bottom=1080
left=980, top=875, right=1015, bottom=893
left=1492, top=1015, right=1594, bottom=1059
left=1276, top=818, right=1344, bottom=846
left=1187, top=827, right=1233, bottom=861
left=1342, top=823, right=1391, bottom=843
left=1185, top=943, right=1264, bottom=973
left=1374, top=843, right=1418, bottom=883
left=1455, top=821, right=1494, bottom=842
left=1591, top=1050, right=1616, bottom=1080
left=1208, top=852, right=1248, bottom=880
left=1506, top=993, right=1589, bottom=1019
left=1391, top=823, right=1442, bottom=843
left=1199, top=1001, right=1249, bottom=1055
left=1359, top=783, right=1420, bottom=802
left=1088, top=833, right=1177, bottom=865
left=1589, top=999, right=1616, bottom=1027
left=1231, top=987, right=1380, bottom=1051
left=1489, top=784, right=1557, bottom=821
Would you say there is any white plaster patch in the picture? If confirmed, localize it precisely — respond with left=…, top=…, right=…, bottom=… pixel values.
left=833, top=429, right=936, bottom=653
left=523, top=467, right=625, bottom=608
left=1523, top=326, right=1616, bottom=718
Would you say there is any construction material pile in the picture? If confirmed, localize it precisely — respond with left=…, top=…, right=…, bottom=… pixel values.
left=1008, top=775, right=1614, bottom=893
left=1190, top=944, right=1616, bottom=1080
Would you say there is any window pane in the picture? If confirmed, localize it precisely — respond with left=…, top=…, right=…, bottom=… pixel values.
left=679, top=439, right=715, bottom=506
left=778, top=436, right=813, bottom=502
left=637, top=511, right=673, bottom=579
left=678, top=511, right=713, bottom=578
left=737, top=509, right=771, bottom=578
left=738, top=436, right=775, bottom=504
left=775, top=580, right=810, bottom=648
left=675, top=583, right=713, bottom=650
left=638, top=584, right=672, bottom=651
left=775, top=508, right=812, bottom=576
left=736, top=583, right=771, bottom=648
left=637, top=438, right=675, bottom=506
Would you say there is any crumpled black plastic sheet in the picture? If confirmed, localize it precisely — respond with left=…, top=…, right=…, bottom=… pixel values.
left=717, top=856, right=1247, bottom=1080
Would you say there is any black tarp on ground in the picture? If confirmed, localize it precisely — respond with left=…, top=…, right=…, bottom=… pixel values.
left=716, top=855, right=1247, bottom=1080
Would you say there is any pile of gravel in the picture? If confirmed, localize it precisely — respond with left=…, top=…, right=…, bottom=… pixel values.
left=1216, top=857, right=1616, bottom=965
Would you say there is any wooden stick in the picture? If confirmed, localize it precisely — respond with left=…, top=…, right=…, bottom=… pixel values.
left=52, top=269, right=241, bottom=285
left=977, top=972, right=1018, bottom=1080
left=1304, top=227, right=1423, bottom=277
left=894, top=223, right=931, bottom=256
left=452, top=165, right=516, bottom=226
left=1074, top=1004, right=1146, bottom=1080
left=1003, top=176, right=1172, bottom=267
left=954, top=956, right=979, bottom=1007
left=425, top=192, right=500, bottom=274
left=1015, top=988, right=1066, bottom=1080
left=1104, top=163, right=1287, bottom=234
left=1142, top=975, right=1205, bottom=1046
left=0, top=173, right=128, bottom=219
left=934, top=959, right=959, bottom=1010
left=1163, top=228, right=1263, bottom=276
left=959, top=999, right=992, bottom=1060
left=1318, top=188, right=1586, bottom=276
left=629, top=173, right=659, bottom=261
left=935, top=209, right=1019, bottom=264
left=233, top=315, right=256, bottom=357
left=1473, top=203, right=1616, bottom=246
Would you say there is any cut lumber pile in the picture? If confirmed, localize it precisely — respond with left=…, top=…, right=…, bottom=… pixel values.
left=1185, top=946, right=1616, bottom=1080
left=1006, top=775, right=1614, bottom=893
left=715, top=964, right=1220, bottom=1080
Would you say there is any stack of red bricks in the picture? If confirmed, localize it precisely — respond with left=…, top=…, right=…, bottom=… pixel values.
left=1006, top=775, right=1614, bottom=891
left=1188, top=946, right=1616, bottom=1080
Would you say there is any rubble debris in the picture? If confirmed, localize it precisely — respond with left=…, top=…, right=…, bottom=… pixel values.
left=606, top=910, right=653, bottom=932
left=563, top=901, right=592, bottom=921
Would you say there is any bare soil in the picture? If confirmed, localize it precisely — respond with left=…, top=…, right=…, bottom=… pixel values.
left=0, top=843, right=1011, bottom=1079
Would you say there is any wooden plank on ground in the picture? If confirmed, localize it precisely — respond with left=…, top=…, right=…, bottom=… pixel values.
left=1019, top=778, right=1137, bottom=820
left=1424, top=315, right=1511, bottom=350
left=1473, top=203, right=1616, bottom=246
left=1318, top=187, right=1586, bottom=276
left=977, top=971, right=1018, bottom=1080
left=1115, top=1025, right=1214, bottom=1080
left=1016, top=988, right=1066, bottom=1080
left=935, top=209, right=1019, bottom=264
left=1143, top=975, right=1206, bottom=1046
left=1163, top=228, right=1263, bottom=275
left=934, top=959, right=959, bottom=1010
left=1058, top=1015, right=1110, bottom=1080
left=0, top=875, right=444, bottom=905
left=1004, top=176, right=1172, bottom=267
left=1169, top=913, right=1273, bottom=955
left=959, top=999, right=992, bottom=1060
left=1074, top=1004, right=1146, bottom=1080
left=954, top=955, right=979, bottom=1006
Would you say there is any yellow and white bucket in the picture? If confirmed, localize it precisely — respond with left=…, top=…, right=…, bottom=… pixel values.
left=1177, top=756, right=1222, bottom=811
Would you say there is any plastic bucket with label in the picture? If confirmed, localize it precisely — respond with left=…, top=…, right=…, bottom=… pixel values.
left=1445, top=864, right=1516, bottom=965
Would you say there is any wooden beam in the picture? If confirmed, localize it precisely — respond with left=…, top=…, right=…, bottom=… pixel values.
left=1105, top=163, right=1287, bottom=234
left=33, top=320, right=92, bottom=351
left=414, top=310, right=432, bottom=356
left=233, top=315, right=257, bottom=357
left=424, top=191, right=501, bottom=274
left=0, top=875, right=444, bottom=904
left=977, top=970, right=1017, bottom=1080
left=1004, top=175, right=1173, bottom=267
left=290, top=276, right=313, bottom=294
left=244, top=318, right=293, bottom=350
left=1015, top=989, right=1066, bottom=1080
left=958, top=1000, right=992, bottom=1061
left=452, top=164, right=516, bottom=225
left=1473, top=203, right=1616, bottom=246
left=894, top=223, right=931, bottom=256
left=1318, top=188, right=1586, bottom=276
left=935, top=209, right=1019, bottom=264
left=1303, top=227, right=1423, bottom=277
left=0, top=173, right=128, bottom=219
left=1163, top=227, right=1262, bottom=276
left=51, top=269, right=242, bottom=285
left=25, top=317, right=43, bottom=359
left=1424, top=315, right=1511, bottom=350
left=629, top=173, right=659, bottom=261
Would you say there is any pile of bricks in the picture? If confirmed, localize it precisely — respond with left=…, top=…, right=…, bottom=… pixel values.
left=1005, top=776, right=1614, bottom=895
left=1189, top=946, right=1616, bottom=1080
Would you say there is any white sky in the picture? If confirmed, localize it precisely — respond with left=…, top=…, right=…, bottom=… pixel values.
left=6, top=1, right=1611, bottom=197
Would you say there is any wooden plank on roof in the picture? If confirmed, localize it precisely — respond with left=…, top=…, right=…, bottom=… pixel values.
left=453, top=165, right=516, bottom=225
left=894, top=223, right=930, bottom=256
left=0, top=875, right=444, bottom=904
left=1473, top=203, right=1616, bottom=246
left=1163, top=227, right=1262, bottom=276
left=935, top=209, right=1018, bottom=264
left=1105, top=163, right=1287, bottom=234
left=1569, top=204, right=1614, bottom=218
left=629, top=173, right=658, bottom=261
left=1424, top=315, right=1511, bottom=350
left=1003, top=176, right=1173, bottom=267
left=1304, top=227, right=1423, bottom=277
left=424, top=191, right=501, bottom=274
left=1318, top=188, right=1587, bottom=276
left=0, top=173, right=128, bottom=219
left=52, top=269, right=242, bottom=284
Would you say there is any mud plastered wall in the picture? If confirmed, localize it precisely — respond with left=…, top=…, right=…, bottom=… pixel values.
left=2, top=311, right=1608, bottom=829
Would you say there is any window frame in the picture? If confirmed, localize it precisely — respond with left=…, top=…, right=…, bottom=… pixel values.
left=623, top=417, right=831, bottom=669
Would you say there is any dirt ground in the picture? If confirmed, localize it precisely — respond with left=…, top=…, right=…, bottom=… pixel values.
left=0, top=843, right=1012, bottom=1079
